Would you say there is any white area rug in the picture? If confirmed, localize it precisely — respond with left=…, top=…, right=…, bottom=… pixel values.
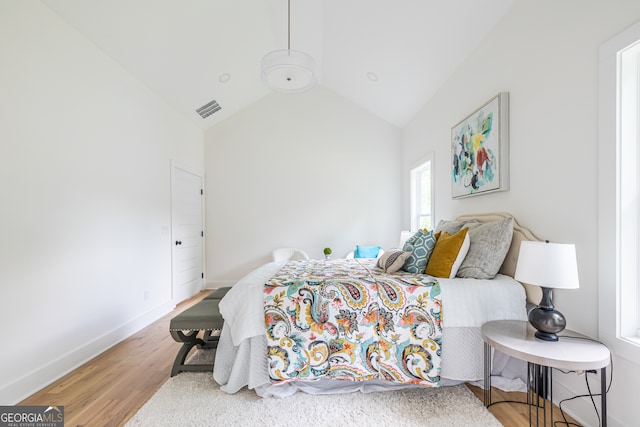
left=126, top=351, right=501, bottom=427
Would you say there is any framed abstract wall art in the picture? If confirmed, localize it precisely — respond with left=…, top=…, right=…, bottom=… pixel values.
left=451, top=92, right=509, bottom=199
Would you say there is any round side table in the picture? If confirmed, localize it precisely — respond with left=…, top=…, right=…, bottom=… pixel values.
left=481, top=320, right=610, bottom=426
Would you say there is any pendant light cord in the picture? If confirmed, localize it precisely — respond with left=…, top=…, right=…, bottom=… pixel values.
left=287, top=0, right=291, bottom=51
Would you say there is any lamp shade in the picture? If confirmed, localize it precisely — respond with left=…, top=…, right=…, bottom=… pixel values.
left=261, top=49, right=317, bottom=93
left=514, top=241, right=579, bottom=289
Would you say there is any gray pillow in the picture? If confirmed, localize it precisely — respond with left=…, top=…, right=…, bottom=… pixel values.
left=435, top=219, right=478, bottom=235
left=456, top=217, right=514, bottom=279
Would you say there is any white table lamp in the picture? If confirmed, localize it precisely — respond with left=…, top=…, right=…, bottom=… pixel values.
left=514, top=241, right=579, bottom=341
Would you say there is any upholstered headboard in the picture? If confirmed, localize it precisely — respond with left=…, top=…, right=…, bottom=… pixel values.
left=455, top=212, right=542, bottom=304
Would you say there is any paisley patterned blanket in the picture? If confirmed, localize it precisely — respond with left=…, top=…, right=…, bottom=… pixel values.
left=263, top=258, right=442, bottom=387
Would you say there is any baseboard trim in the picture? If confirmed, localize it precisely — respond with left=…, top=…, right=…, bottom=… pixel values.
left=0, top=301, right=174, bottom=405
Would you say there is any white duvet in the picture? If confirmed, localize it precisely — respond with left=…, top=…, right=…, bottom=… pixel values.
left=214, top=261, right=528, bottom=397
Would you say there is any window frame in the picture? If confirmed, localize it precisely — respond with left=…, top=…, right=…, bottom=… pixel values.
left=598, top=19, right=640, bottom=364
left=409, top=153, right=434, bottom=232
left=619, top=40, right=640, bottom=340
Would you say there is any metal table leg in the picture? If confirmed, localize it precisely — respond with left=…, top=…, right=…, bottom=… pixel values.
left=484, top=342, right=492, bottom=407
left=601, top=367, right=607, bottom=427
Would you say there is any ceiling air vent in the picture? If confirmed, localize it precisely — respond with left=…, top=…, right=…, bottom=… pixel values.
left=196, top=100, right=221, bottom=119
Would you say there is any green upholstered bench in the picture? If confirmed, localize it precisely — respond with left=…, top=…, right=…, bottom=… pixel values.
left=169, top=298, right=225, bottom=377
left=204, top=287, right=231, bottom=300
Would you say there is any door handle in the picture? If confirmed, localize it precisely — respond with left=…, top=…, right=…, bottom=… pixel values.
left=175, top=240, right=182, bottom=245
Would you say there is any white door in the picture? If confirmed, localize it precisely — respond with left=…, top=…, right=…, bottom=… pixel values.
left=171, top=164, right=204, bottom=303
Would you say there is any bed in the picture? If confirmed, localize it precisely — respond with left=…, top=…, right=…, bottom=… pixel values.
left=213, top=212, right=540, bottom=398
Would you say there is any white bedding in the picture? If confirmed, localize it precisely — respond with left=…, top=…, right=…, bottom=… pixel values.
left=214, top=261, right=528, bottom=397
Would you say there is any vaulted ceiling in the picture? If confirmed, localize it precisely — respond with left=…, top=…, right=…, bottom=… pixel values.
left=43, top=0, right=516, bottom=130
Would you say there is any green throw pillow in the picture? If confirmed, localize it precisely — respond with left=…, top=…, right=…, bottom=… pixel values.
left=402, top=229, right=437, bottom=274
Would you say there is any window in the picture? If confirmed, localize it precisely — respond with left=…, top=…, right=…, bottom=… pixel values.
left=599, top=19, right=640, bottom=363
left=619, top=39, right=640, bottom=341
left=410, top=154, right=434, bottom=231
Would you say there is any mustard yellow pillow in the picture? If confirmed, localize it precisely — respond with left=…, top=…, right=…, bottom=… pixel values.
left=425, top=228, right=470, bottom=278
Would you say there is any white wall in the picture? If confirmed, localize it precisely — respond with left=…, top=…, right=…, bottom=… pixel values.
left=204, top=87, right=402, bottom=286
left=0, top=2, right=204, bottom=404
left=401, top=1, right=640, bottom=426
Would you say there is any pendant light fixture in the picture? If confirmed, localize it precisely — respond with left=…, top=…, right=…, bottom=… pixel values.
left=261, top=0, right=317, bottom=93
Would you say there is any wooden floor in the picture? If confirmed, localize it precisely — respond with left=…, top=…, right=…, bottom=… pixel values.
left=21, top=291, right=578, bottom=426
left=467, top=384, right=579, bottom=426
left=19, top=291, right=212, bottom=427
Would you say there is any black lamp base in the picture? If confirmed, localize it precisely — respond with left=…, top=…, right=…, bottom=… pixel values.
left=528, top=287, right=566, bottom=342
left=532, top=328, right=560, bottom=342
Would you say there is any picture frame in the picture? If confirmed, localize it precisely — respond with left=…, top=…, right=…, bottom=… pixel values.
left=451, top=92, right=509, bottom=199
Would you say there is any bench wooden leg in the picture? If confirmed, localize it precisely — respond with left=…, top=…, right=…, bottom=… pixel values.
left=170, top=330, right=216, bottom=377
left=201, top=330, right=220, bottom=349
